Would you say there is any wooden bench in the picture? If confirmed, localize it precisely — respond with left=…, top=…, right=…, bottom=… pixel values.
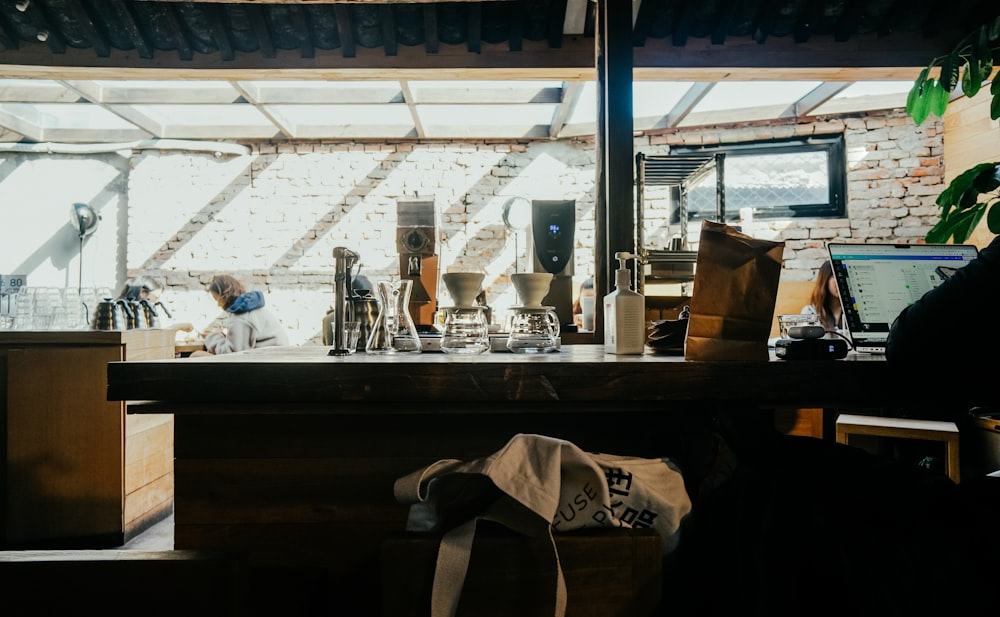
left=835, top=414, right=961, bottom=483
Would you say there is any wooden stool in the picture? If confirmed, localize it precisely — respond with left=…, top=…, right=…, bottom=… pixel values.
left=835, top=414, right=960, bottom=483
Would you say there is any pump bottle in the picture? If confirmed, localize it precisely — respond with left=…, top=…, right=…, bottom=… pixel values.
left=604, top=251, right=645, bottom=355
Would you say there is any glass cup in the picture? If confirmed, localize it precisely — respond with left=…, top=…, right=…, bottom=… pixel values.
left=343, top=321, right=361, bottom=354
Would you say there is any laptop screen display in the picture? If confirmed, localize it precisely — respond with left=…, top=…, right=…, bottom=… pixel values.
left=826, top=243, right=979, bottom=351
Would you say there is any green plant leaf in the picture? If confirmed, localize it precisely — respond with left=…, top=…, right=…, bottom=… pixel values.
left=962, top=59, right=983, bottom=98
left=906, top=69, right=932, bottom=122
left=990, top=16, right=1000, bottom=40
left=930, top=81, right=950, bottom=117
left=939, top=51, right=961, bottom=92
left=959, top=187, right=980, bottom=210
left=928, top=206, right=983, bottom=244
left=937, top=163, right=996, bottom=207
left=992, top=91, right=1000, bottom=121
left=987, top=202, right=1000, bottom=234
left=958, top=206, right=988, bottom=243
left=971, top=163, right=1000, bottom=193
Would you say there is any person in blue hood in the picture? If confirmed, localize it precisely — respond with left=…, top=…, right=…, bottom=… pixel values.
left=197, top=274, right=289, bottom=355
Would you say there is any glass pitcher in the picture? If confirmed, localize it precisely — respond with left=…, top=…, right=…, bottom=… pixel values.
left=366, top=279, right=422, bottom=354
left=506, top=306, right=560, bottom=353
left=440, top=306, right=490, bottom=354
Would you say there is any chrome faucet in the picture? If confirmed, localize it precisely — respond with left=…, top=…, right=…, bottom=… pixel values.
left=329, top=246, right=360, bottom=356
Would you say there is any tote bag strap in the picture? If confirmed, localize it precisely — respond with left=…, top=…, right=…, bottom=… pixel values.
left=431, top=495, right=567, bottom=617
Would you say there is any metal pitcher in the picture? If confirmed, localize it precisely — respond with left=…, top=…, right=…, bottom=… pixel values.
left=138, top=298, right=160, bottom=328
left=125, top=298, right=146, bottom=329
left=91, top=297, right=132, bottom=331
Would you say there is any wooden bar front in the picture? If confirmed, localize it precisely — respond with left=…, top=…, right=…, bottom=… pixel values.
left=1, top=330, right=175, bottom=548
left=106, top=345, right=993, bottom=615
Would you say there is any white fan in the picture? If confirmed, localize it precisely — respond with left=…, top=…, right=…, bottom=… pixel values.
left=70, top=203, right=100, bottom=293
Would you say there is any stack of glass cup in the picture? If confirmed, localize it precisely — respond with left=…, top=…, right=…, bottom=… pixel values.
left=0, top=287, right=111, bottom=330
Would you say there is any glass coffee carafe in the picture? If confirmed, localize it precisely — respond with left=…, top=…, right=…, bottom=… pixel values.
left=438, top=271, right=490, bottom=355
left=440, top=306, right=490, bottom=354
left=366, top=279, right=422, bottom=354
left=506, top=306, right=560, bottom=353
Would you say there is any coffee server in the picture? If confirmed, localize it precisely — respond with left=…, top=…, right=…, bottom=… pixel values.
left=396, top=198, right=439, bottom=328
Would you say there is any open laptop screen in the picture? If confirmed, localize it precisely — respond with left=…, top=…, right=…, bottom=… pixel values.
left=826, top=243, right=979, bottom=352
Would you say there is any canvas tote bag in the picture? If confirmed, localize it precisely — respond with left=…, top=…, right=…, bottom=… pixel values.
left=393, top=433, right=692, bottom=617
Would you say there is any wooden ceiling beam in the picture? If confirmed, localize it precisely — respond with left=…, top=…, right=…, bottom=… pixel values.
left=423, top=2, right=438, bottom=53
left=162, top=4, right=194, bottom=61
left=333, top=4, right=356, bottom=57
left=246, top=5, right=276, bottom=58
left=67, top=0, right=111, bottom=58
left=466, top=2, right=481, bottom=53
left=508, top=0, right=523, bottom=52
left=547, top=0, right=567, bottom=48
left=711, top=0, right=741, bottom=45
left=110, top=0, right=153, bottom=59
left=290, top=4, right=315, bottom=58
left=208, top=4, right=236, bottom=61
left=24, top=0, right=66, bottom=54
left=379, top=4, right=397, bottom=56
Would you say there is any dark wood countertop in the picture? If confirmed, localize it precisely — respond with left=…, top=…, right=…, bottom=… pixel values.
left=106, top=344, right=984, bottom=412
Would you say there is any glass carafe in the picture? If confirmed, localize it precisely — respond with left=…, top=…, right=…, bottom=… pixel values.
left=506, top=306, right=560, bottom=353
left=366, top=279, right=422, bottom=354
left=440, top=306, right=490, bottom=354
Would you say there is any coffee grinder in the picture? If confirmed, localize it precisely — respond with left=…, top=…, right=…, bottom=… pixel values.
left=396, top=198, right=439, bottom=329
left=528, top=199, right=575, bottom=327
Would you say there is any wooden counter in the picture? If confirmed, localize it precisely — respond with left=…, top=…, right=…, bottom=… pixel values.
left=1, top=329, right=175, bottom=548
left=105, top=345, right=995, bottom=615
left=108, top=343, right=988, bottom=411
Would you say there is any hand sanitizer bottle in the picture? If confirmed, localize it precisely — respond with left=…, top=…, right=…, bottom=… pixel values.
left=604, top=252, right=645, bottom=355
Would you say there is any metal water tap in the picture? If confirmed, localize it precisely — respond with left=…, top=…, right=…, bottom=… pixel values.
left=329, top=246, right=360, bottom=356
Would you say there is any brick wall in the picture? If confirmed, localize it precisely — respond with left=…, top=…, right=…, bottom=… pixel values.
left=0, top=108, right=943, bottom=344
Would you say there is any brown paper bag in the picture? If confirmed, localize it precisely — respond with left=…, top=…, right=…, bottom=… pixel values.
left=684, top=220, right=784, bottom=361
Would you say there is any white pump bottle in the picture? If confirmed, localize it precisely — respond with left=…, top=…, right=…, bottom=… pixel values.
left=603, top=251, right=645, bottom=355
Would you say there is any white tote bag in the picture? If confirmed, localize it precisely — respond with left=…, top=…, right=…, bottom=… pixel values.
left=393, top=433, right=692, bottom=617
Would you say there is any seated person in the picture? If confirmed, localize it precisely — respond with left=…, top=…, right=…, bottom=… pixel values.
left=118, top=275, right=194, bottom=335
left=800, top=260, right=845, bottom=335
left=191, top=274, right=288, bottom=356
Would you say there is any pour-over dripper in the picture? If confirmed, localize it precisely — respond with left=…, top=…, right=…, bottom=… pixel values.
left=510, top=272, right=553, bottom=307
left=442, top=272, right=485, bottom=307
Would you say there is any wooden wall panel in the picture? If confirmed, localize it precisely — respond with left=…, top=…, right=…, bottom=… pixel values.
left=943, top=93, right=1000, bottom=248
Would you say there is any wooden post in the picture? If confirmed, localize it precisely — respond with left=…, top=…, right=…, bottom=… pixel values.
left=595, top=0, right=634, bottom=343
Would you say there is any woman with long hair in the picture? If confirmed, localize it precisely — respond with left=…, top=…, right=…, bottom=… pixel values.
left=803, top=260, right=845, bottom=333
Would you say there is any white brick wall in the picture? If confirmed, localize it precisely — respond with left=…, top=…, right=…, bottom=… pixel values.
left=1, top=108, right=942, bottom=343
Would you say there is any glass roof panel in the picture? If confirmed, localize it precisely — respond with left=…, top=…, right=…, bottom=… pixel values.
left=810, top=81, right=911, bottom=116
left=240, top=81, right=404, bottom=104
left=268, top=104, right=416, bottom=138
left=74, top=80, right=241, bottom=104
left=0, top=78, right=921, bottom=144
left=693, top=81, right=822, bottom=111
left=0, top=79, right=77, bottom=103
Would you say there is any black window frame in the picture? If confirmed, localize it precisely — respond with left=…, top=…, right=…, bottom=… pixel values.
left=671, top=134, right=847, bottom=221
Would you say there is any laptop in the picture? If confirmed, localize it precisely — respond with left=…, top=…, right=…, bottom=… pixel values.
left=827, top=242, right=979, bottom=353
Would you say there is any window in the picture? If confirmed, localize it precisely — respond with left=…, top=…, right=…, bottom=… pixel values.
left=674, top=135, right=846, bottom=221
